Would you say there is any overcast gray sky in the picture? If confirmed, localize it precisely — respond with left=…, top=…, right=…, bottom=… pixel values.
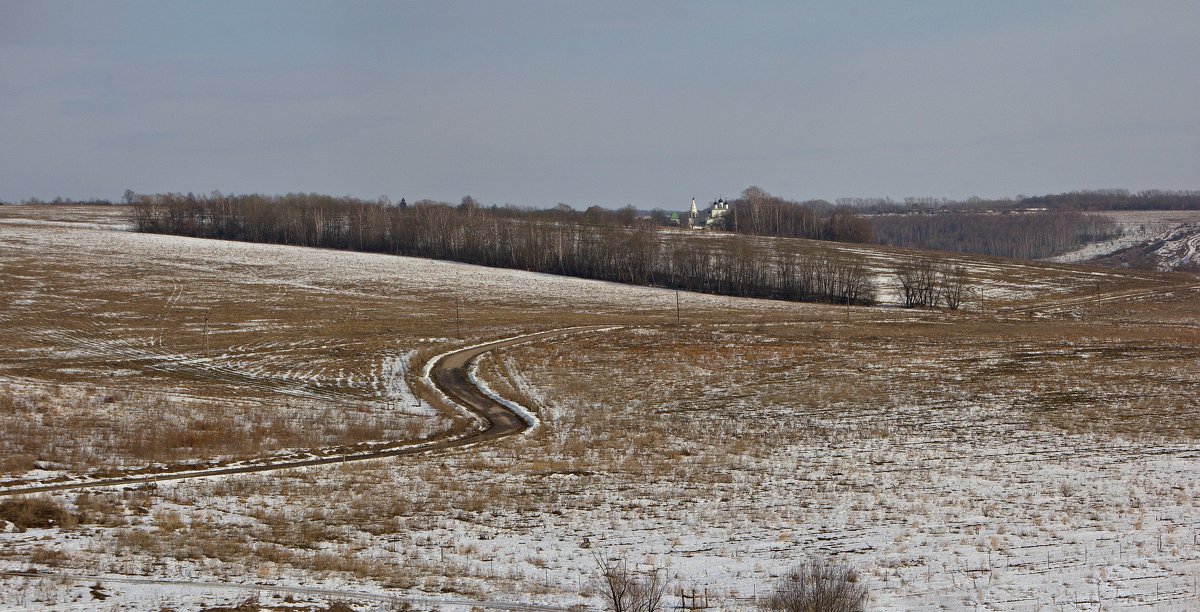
left=2, top=1, right=1197, bottom=209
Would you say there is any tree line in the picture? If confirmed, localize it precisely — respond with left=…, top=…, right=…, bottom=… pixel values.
left=639, top=187, right=875, bottom=243
left=838, top=189, right=1200, bottom=214
left=129, top=192, right=877, bottom=305
left=871, top=210, right=1121, bottom=260
left=1, top=196, right=116, bottom=206
left=1020, top=189, right=1200, bottom=211
left=710, top=187, right=875, bottom=243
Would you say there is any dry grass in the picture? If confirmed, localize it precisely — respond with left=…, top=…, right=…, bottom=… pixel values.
left=504, top=318, right=1200, bottom=446
left=0, top=382, right=448, bottom=472
left=0, top=496, right=76, bottom=530
left=1, top=206, right=775, bottom=476
left=4, top=205, right=1200, bottom=608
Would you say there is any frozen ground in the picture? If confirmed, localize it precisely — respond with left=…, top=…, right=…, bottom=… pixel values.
left=482, top=325, right=1200, bottom=609
left=2, top=206, right=1199, bottom=610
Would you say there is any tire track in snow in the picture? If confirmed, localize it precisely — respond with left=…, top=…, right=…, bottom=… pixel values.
left=1002, top=280, right=1197, bottom=316
left=0, top=326, right=614, bottom=496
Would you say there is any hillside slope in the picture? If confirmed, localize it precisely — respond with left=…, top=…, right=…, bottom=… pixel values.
left=2, top=205, right=1199, bottom=610
left=1048, top=210, right=1200, bottom=271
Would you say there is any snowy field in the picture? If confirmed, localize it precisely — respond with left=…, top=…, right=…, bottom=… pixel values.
left=476, top=324, right=1200, bottom=609
left=2, top=206, right=1199, bottom=610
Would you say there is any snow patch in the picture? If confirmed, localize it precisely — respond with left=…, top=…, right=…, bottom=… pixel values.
left=467, top=361, right=539, bottom=429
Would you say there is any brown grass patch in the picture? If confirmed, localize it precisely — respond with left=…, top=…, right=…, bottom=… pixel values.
left=0, top=496, right=76, bottom=530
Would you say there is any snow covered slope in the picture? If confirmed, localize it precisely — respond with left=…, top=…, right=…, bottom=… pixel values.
left=1048, top=210, right=1200, bottom=271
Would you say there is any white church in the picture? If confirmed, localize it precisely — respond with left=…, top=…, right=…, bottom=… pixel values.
left=685, top=196, right=730, bottom=229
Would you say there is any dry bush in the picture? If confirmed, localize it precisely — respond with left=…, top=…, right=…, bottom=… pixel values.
left=0, top=453, right=37, bottom=474
left=74, top=492, right=129, bottom=527
left=28, top=547, right=72, bottom=567
left=593, top=551, right=670, bottom=612
left=762, top=558, right=867, bottom=612
left=153, top=508, right=185, bottom=532
left=199, top=596, right=263, bottom=612
left=0, top=496, right=76, bottom=530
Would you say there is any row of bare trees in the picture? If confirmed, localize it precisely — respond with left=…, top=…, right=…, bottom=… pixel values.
left=842, top=189, right=1200, bottom=214
left=594, top=550, right=867, bottom=612
left=872, top=210, right=1121, bottom=260
left=130, top=192, right=878, bottom=305
left=714, top=187, right=876, bottom=243
left=1022, top=189, right=1200, bottom=211
left=894, top=260, right=969, bottom=309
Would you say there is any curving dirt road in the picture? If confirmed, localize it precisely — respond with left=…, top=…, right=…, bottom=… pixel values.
left=0, top=326, right=613, bottom=497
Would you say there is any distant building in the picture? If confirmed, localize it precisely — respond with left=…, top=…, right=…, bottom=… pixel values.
left=686, top=198, right=729, bottom=229
left=705, top=198, right=729, bottom=228
left=680, top=197, right=729, bottom=229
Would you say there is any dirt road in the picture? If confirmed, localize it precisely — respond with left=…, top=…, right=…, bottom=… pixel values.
left=0, top=326, right=612, bottom=497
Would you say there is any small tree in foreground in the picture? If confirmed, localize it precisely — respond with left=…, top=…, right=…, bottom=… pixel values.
left=762, top=557, right=867, bottom=612
left=940, top=264, right=969, bottom=310
left=593, top=550, right=669, bottom=612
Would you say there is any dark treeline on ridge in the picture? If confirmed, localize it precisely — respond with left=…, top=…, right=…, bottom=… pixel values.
left=839, top=189, right=1200, bottom=213
left=672, top=187, right=1120, bottom=260
left=848, top=190, right=1157, bottom=259
left=2, top=196, right=116, bottom=206
left=872, top=211, right=1121, bottom=260
left=129, top=191, right=877, bottom=305
left=1021, top=190, right=1200, bottom=211
left=675, top=187, right=875, bottom=242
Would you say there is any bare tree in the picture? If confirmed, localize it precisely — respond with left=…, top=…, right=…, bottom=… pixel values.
left=761, top=557, right=867, bottom=612
left=593, top=551, right=670, bottom=612
left=895, top=259, right=940, bottom=308
left=939, top=264, right=969, bottom=310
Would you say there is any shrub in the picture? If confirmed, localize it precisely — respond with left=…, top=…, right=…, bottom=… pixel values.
left=0, top=496, right=76, bottom=530
left=0, top=453, right=37, bottom=474
left=762, top=558, right=867, bottom=612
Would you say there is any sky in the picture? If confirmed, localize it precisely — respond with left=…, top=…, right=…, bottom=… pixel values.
left=2, top=1, right=1197, bottom=209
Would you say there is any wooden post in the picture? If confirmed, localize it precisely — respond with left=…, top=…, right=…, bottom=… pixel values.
left=203, top=309, right=209, bottom=353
